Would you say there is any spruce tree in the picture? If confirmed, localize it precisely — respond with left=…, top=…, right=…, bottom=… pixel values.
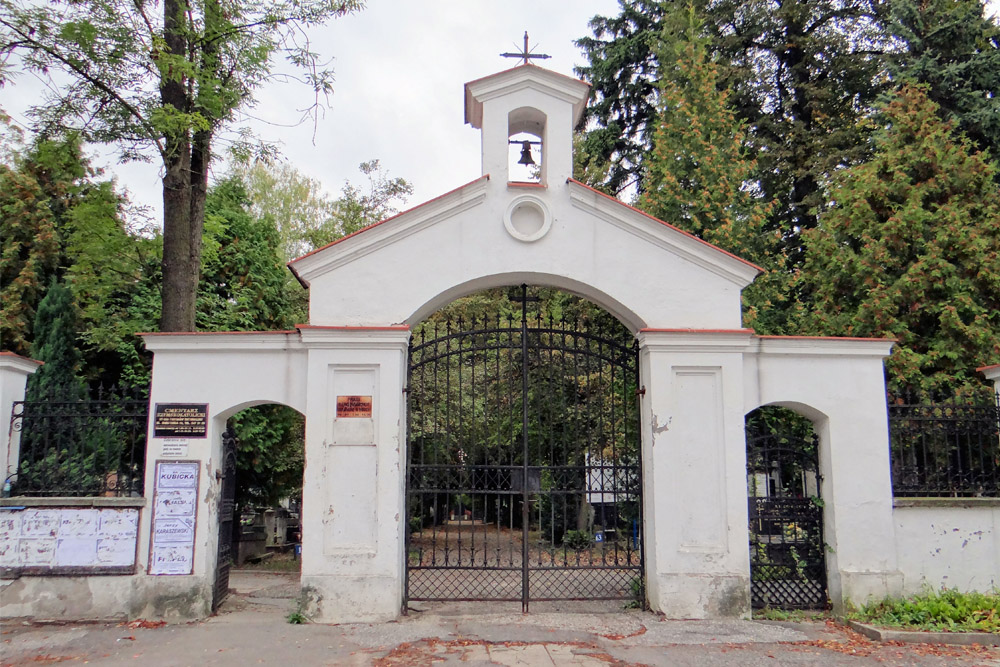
left=889, top=0, right=1000, bottom=173
left=799, top=85, right=1000, bottom=398
left=27, top=279, right=85, bottom=400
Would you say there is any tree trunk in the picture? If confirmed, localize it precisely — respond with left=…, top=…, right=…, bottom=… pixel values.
left=160, top=157, right=195, bottom=331
left=158, top=0, right=198, bottom=332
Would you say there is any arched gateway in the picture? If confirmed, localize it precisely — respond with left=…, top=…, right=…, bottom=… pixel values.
left=138, top=63, right=903, bottom=623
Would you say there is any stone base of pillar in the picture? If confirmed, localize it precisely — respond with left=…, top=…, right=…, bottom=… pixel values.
left=830, top=569, right=903, bottom=614
left=647, top=573, right=751, bottom=619
left=299, top=574, right=401, bottom=623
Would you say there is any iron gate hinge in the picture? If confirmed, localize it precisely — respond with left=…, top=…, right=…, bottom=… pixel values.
left=637, top=386, right=646, bottom=397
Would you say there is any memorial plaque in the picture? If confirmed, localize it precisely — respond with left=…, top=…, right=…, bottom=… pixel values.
left=336, top=395, right=373, bottom=418
left=153, top=404, right=208, bottom=438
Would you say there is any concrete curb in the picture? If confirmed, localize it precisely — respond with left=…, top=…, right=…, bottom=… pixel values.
left=847, top=619, right=1000, bottom=646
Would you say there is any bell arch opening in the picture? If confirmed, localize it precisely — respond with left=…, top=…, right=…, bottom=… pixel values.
left=404, top=285, right=645, bottom=612
left=508, top=106, right=546, bottom=184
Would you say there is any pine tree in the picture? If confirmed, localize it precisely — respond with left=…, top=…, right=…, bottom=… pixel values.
left=639, top=4, right=787, bottom=333
left=799, top=85, right=1000, bottom=398
left=577, top=0, right=889, bottom=262
left=889, top=0, right=1000, bottom=172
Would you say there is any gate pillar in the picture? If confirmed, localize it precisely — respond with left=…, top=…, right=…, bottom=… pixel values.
left=297, top=326, right=410, bottom=623
left=744, top=337, right=903, bottom=611
left=637, top=330, right=755, bottom=618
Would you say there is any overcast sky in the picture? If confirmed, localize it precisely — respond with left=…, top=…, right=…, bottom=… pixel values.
left=5, top=0, right=999, bottom=225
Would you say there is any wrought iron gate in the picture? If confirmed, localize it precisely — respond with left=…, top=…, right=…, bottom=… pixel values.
left=747, top=432, right=827, bottom=609
left=213, top=428, right=238, bottom=612
left=405, top=287, right=643, bottom=611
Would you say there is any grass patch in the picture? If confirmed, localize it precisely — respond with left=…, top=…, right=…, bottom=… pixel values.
left=753, top=608, right=829, bottom=622
left=848, top=588, right=999, bottom=633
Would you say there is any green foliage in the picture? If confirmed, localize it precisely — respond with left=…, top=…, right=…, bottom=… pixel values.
left=623, top=575, right=645, bottom=609
left=575, top=0, right=667, bottom=195
left=0, top=132, right=157, bottom=388
left=638, top=2, right=787, bottom=332
left=798, top=85, right=1000, bottom=398
left=197, top=177, right=295, bottom=332
left=286, top=611, right=308, bottom=624
left=303, top=159, right=413, bottom=249
left=27, top=280, right=84, bottom=399
left=577, top=0, right=887, bottom=241
left=0, top=0, right=363, bottom=331
left=888, top=0, right=1000, bottom=173
left=850, top=588, right=1000, bottom=633
left=197, top=177, right=305, bottom=508
left=562, top=530, right=593, bottom=550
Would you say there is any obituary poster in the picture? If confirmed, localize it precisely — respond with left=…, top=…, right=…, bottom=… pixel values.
left=0, top=507, right=138, bottom=573
left=148, top=460, right=200, bottom=575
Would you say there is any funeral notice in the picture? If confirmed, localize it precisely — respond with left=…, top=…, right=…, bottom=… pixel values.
left=148, top=461, right=199, bottom=575
left=0, top=507, right=139, bottom=574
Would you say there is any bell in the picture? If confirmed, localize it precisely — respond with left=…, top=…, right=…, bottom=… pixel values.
left=517, top=140, right=535, bottom=166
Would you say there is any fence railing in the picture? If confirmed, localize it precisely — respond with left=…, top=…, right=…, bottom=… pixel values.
left=888, top=394, right=1000, bottom=497
left=8, top=386, right=149, bottom=497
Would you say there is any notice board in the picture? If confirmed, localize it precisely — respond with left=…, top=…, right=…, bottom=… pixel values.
left=0, top=506, right=139, bottom=575
left=148, top=460, right=200, bottom=575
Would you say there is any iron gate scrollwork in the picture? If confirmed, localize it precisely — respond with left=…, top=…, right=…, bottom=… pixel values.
left=405, top=287, right=643, bottom=611
left=747, top=432, right=827, bottom=609
left=213, top=428, right=238, bottom=612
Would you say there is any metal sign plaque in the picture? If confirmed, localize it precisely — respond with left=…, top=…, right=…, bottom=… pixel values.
left=336, top=395, right=373, bottom=418
left=153, top=404, right=209, bottom=438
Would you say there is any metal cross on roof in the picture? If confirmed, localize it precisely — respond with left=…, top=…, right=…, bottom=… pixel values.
left=500, top=31, right=551, bottom=65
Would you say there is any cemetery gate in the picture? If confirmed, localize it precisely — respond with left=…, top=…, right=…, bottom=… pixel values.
left=746, top=431, right=827, bottom=609
left=212, top=428, right=238, bottom=611
left=404, top=287, right=644, bottom=611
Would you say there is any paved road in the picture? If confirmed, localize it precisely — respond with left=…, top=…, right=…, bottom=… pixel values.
left=2, top=571, right=997, bottom=666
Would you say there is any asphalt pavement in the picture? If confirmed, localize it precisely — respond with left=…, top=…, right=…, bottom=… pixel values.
left=2, top=571, right=997, bottom=666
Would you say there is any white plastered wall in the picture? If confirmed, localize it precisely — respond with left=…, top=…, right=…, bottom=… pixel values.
left=893, top=500, right=999, bottom=594
left=17, top=64, right=913, bottom=624
left=0, top=352, right=41, bottom=482
left=743, top=337, right=902, bottom=610
left=133, top=332, right=308, bottom=619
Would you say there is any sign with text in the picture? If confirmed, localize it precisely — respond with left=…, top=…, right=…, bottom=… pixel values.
left=148, top=460, right=199, bottom=575
left=0, top=507, right=139, bottom=574
left=336, top=395, right=372, bottom=418
left=153, top=404, right=208, bottom=438
left=161, top=439, right=189, bottom=458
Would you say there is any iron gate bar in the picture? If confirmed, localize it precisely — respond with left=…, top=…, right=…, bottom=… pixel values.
left=213, top=428, right=238, bottom=612
left=404, top=286, right=643, bottom=610
left=746, top=432, right=827, bottom=610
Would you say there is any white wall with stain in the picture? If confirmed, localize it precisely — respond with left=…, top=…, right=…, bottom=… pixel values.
left=894, top=500, right=1000, bottom=595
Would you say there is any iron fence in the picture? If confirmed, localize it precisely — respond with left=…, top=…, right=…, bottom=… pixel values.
left=8, top=385, right=149, bottom=497
left=888, top=394, right=1000, bottom=497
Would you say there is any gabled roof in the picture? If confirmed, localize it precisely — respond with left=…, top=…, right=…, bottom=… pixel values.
left=464, top=64, right=591, bottom=130
left=566, top=179, right=763, bottom=286
left=288, top=176, right=490, bottom=287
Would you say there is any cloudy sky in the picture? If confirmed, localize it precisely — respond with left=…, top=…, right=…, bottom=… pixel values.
left=5, top=0, right=999, bottom=223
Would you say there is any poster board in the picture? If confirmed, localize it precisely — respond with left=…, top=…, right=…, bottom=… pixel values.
left=0, top=506, right=139, bottom=576
left=148, top=460, right=200, bottom=575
